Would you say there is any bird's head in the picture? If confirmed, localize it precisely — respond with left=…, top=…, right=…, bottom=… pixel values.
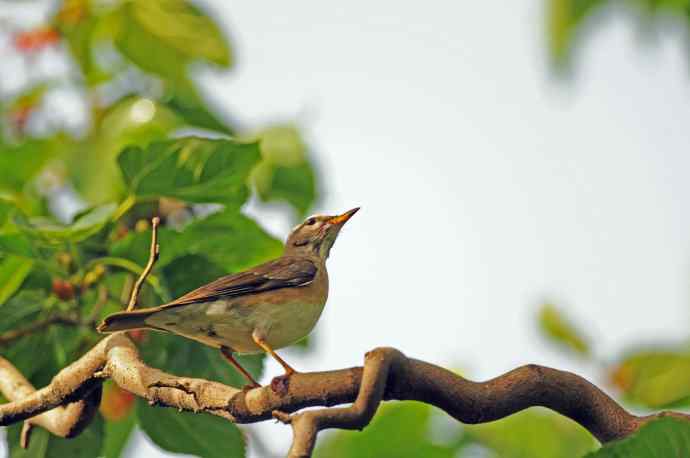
left=284, top=207, right=359, bottom=259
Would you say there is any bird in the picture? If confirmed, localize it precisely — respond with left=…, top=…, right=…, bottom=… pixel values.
left=97, top=207, right=359, bottom=387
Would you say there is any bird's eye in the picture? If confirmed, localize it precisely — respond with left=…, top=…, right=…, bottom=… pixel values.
left=305, top=217, right=317, bottom=226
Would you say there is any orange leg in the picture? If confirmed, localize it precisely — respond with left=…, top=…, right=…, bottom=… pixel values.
left=220, top=346, right=261, bottom=388
left=251, top=333, right=297, bottom=376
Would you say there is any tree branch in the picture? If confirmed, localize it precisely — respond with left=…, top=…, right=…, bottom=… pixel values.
left=0, top=336, right=687, bottom=457
left=1, top=217, right=685, bottom=456
left=0, top=355, right=101, bottom=446
left=272, top=347, right=403, bottom=457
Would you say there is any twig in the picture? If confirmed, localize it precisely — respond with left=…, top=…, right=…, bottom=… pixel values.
left=0, top=284, right=110, bottom=348
left=126, top=216, right=160, bottom=311
left=0, top=338, right=688, bottom=457
left=0, top=315, right=81, bottom=347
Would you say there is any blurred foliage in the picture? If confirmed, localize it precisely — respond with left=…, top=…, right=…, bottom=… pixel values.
left=315, top=404, right=599, bottom=458
left=7, top=415, right=104, bottom=458
left=585, top=417, right=690, bottom=457
left=251, top=125, right=318, bottom=218
left=539, top=303, right=591, bottom=356
left=464, top=408, right=598, bottom=458
left=136, top=399, right=245, bottom=458
left=609, top=349, right=690, bottom=408
left=0, top=0, right=317, bottom=457
left=547, top=0, right=690, bottom=69
left=314, top=402, right=464, bottom=458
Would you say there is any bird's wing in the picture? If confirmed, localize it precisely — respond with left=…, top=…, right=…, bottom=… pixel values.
left=161, top=257, right=318, bottom=308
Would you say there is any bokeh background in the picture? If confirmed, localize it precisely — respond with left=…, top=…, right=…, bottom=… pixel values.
left=2, top=1, right=690, bottom=457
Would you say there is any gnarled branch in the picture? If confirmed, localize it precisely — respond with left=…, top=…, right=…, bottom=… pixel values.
left=0, top=355, right=101, bottom=447
left=1, top=217, right=686, bottom=456
left=0, top=334, right=688, bottom=457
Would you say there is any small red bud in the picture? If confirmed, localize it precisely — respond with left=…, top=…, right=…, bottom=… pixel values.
left=51, top=278, right=75, bottom=301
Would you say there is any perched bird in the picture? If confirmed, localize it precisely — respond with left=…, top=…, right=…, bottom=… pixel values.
left=98, top=208, right=359, bottom=387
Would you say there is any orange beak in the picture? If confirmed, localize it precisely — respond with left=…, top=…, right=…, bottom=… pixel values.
left=328, top=207, right=360, bottom=226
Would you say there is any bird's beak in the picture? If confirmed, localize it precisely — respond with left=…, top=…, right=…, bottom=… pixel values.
left=328, top=207, right=360, bottom=226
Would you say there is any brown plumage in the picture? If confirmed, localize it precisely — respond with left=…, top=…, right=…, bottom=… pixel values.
left=98, top=208, right=359, bottom=387
left=98, top=257, right=318, bottom=331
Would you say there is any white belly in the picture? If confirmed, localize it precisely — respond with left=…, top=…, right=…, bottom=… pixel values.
left=146, top=299, right=326, bottom=353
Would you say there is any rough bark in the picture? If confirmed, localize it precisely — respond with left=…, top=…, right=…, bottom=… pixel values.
left=0, top=335, right=687, bottom=457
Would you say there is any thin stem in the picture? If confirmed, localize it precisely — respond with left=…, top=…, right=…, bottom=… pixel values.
left=126, top=216, right=160, bottom=311
left=0, top=314, right=81, bottom=346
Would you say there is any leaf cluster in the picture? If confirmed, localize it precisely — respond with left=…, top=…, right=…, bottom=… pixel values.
left=0, top=1, right=319, bottom=456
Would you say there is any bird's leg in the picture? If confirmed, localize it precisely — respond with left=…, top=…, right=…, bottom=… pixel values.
left=219, top=346, right=261, bottom=389
left=251, top=330, right=297, bottom=376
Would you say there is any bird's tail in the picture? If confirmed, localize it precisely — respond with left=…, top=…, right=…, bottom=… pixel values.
left=97, top=308, right=157, bottom=333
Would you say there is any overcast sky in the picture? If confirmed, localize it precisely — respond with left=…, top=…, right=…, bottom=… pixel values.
left=4, top=1, right=690, bottom=457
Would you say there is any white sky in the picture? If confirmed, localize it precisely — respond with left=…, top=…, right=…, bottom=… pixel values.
left=4, top=1, right=690, bottom=457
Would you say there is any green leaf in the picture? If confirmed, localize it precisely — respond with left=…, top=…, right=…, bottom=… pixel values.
left=268, top=162, right=317, bottom=217
left=134, top=0, right=230, bottom=66
left=0, top=138, right=66, bottom=193
left=8, top=425, right=49, bottom=458
left=114, top=0, right=231, bottom=82
left=102, top=411, right=136, bottom=458
left=163, top=80, right=232, bottom=134
left=66, top=97, right=182, bottom=204
left=117, top=137, right=260, bottom=205
left=111, top=210, right=283, bottom=274
left=3, top=333, right=56, bottom=387
left=585, top=417, right=690, bottom=457
left=16, top=203, right=116, bottom=243
left=89, top=256, right=168, bottom=302
left=46, top=325, right=85, bottom=369
left=465, top=408, right=598, bottom=458
left=0, top=200, right=40, bottom=258
left=0, top=290, right=45, bottom=334
left=610, top=349, right=690, bottom=408
left=547, top=0, right=609, bottom=67
left=252, top=125, right=317, bottom=217
left=160, top=211, right=283, bottom=272
left=1, top=296, right=55, bottom=385
left=315, top=402, right=458, bottom=458
left=538, top=304, right=590, bottom=356
left=0, top=198, right=14, bottom=226
left=46, top=414, right=104, bottom=458
left=7, top=414, right=104, bottom=458
left=162, top=254, right=226, bottom=298
left=0, top=290, right=83, bottom=388
left=0, top=255, right=33, bottom=305
left=136, top=399, right=245, bottom=458
left=56, top=3, right=116, bottom=86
